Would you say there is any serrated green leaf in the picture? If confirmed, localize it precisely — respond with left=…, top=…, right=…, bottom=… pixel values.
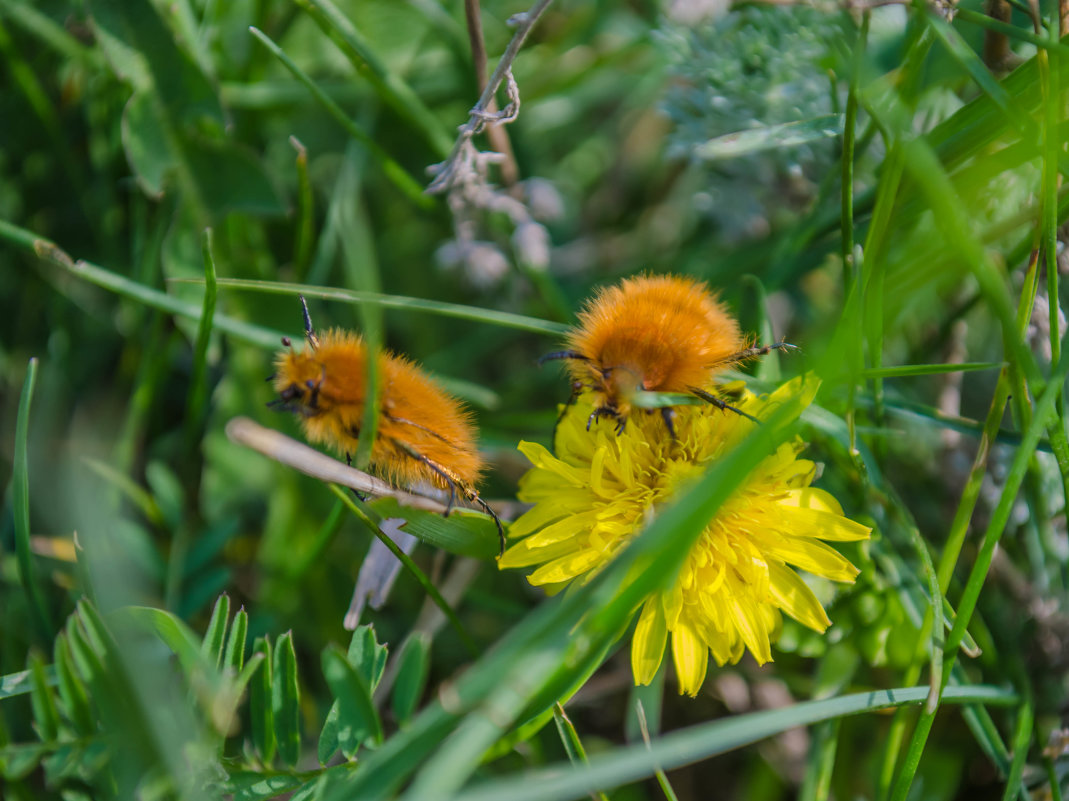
left=201, top=593, right=230, bottom=669
left=224, top=607, right=248, bottom=672
left=272, top=632, right=300, bottom=767
left=322, top=644, right=383, bottom=755
left=28, top=651, right=60, bottom=743
left=250, top=636, right=275, bottom=764
left=391, top=634, right=430, bottom=725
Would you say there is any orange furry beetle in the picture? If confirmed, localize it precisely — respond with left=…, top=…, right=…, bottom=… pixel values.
left=271, top=296, right=503, bottom=553
left=542, top=274, right=794, bottom=434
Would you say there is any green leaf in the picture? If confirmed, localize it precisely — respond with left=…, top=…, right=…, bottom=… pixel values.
left=145, top=461, right=185, bottom=532
left=322, top=644, right=383, bottom=755
left=250, top=636, right=275, bottom=765
left=82, top=457, right=164, bottom=527
left=391, top=634, right=430, bottom=726
left=346, top=624, right=388, bottom=692
left=28, top=651, right=60, bottom=743
left=225, top=771, right=302, bottom=801
left=0, top=743, right=49, bottom=781
left=694, top=115, right=843, bottom=161
left=224, top=607, right=248, bottom=673
left=87, top=0, right=224, bottom=126
left=184, top=136, right=287, bottom=218
left=201, top=593, right=230, bottom=669
left=318, top=701, right=341, bottom=765
left=121, top=90, right=171, bottom=197
left=119, top=606, right=204, bottom=676
left=367, top=497, right=499, bottom=560
left=272, top=632, right=300, bottom=767
left=53, top=635, right=94, bottom=736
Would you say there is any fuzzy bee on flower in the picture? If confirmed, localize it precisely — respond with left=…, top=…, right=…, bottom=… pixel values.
left=541, top=273, right=796, bottom=433
left=504, top=275, right=870, bottom=695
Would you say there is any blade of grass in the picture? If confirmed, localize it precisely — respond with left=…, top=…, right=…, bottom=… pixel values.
left=0, top=220, right=288, bottom=347
left=1000, top=697, right=1034, bottom=801
left=293, top=0, right=453, bottom=157
left=860, top=362, right=1003, bottom=378
left=185, top=227, right=218, bottom=444
left=329, top=485, right=479, bottom=657
left=553, top=703, right=610, bottom=801
left=179, top=276, right=569, bottom=335
left=889, top=347, right=1069, bottom=801
left=445, top=686, right=1017, bottom=801
left=635, top=700, right=679, bottom=801
left=248, top=26, right=431, bottom=208
left=290, top=137, right=314, bottom=282
left=13, top=357, right=53, bottom=641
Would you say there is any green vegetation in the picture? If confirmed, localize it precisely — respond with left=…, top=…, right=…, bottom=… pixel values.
left=1, top=0, right=1067, bottom=798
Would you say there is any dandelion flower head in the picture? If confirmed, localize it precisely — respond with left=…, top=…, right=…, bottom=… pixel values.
left=499, top=378, right=870, bottom=695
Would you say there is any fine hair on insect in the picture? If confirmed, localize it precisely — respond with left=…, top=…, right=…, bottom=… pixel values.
left=270, top=296, right=504, bottom=555
left=541, top=274, right=796, bottom=435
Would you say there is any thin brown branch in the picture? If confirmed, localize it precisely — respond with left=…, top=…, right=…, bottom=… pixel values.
left=464, top=0, right=519, bottom=187
left=428, top=0, right=552, bottom=194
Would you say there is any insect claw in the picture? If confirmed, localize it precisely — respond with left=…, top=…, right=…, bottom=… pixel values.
left=660, top=407, right=677, bottom=441
left=689, top=386, right=762, bottom=424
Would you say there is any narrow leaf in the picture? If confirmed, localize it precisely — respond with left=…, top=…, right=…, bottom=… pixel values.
left=391, top=634, right=430, bottom=725
left=14, top=357, right=53, bottom=640
left=250, top=636, right=275, bottom=764
left=53, top=634, right=94, bottom=736
left=273, top=632, right=301, bottom=766
left=201, top=593, right=231, bottom=669
left=322, top=644, right=383, bottom=754
left=28, top=652, right=60, bottom=743
left=224, top=607, right=248, bottom=672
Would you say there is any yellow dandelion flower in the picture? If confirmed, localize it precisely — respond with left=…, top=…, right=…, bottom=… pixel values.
left=499, top=378, right=870, bottom=696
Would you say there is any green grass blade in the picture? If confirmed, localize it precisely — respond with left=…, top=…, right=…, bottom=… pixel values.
left=330, top=486, right=480, bottom=656
left=180, top=276, right=569, bottom=336
left=859, top=362, right=1003, bottom=378
left=445, top=686, right=1016, bottom=801
left=1000, top=697, right=1034, bottom=801
left=293, top=0, right=453, bottom=157
left=13, top=357, right=53, bottom=641
left=0, top=220, right=288, bottom=347
left=186, top=227, right=218, bottom=441
left=247, top=26, right=431, bottom=208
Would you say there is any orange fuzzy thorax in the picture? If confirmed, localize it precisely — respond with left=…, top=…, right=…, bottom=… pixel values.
left=273, top=329, right=482, bottom=492
left=565, top=275, right=744, bottom=420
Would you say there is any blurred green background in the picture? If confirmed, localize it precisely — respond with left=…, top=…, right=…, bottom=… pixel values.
left=1, top=0, right=1068, bottom=799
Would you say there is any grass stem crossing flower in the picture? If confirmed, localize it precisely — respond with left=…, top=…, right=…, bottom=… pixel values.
left=500, top=378, right=870, bottom=695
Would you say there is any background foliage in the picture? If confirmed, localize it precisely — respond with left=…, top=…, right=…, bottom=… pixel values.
left=0, top=0, right=1067, bottom=799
